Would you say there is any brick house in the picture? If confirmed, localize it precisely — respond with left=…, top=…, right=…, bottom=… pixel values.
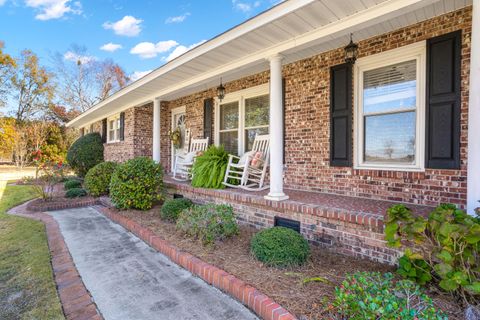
left=68, top=0, right=480, bottom=263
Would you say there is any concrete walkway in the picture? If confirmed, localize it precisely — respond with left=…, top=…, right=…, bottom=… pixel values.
left=48, top=207, right=258, bottom=320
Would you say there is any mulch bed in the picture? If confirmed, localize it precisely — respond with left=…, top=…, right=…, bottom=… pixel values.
left=113, top=205, right=463, bottom=320
left=26, top=184, right=98, bottom=212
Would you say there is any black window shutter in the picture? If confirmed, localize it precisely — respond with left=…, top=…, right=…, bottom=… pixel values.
left=101, top=118, right=107, bottom=143
left=80, top=128, right=85, bottom=137
left=119, top=112, right=125, bottom=141
left=330, top=63, right=352, bottom=167
left=203, top=98, right=214, bottom=145
left=426, top=30, right=461, bottom=169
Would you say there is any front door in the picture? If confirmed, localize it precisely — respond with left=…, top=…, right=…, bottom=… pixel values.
left=171, top=106, right=186, bottom=171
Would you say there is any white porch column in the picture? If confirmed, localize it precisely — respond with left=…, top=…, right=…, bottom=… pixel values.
left=468, top=0, right=480, bottom=214
left=152, top=98, right=161, bottom=163
left=265, top=54, right=288, bottom=201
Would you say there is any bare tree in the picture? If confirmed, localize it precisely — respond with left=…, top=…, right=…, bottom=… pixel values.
left=383, top=140, right=394, bottom=159
left=53, top=46, right=129, bottom=113
left=11, top=50, right=55, bottom=122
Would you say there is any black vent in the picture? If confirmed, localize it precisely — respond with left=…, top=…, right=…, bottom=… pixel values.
left=173, top=193, right=184, bottom=199
left=274, top=217, right=300, bottom=233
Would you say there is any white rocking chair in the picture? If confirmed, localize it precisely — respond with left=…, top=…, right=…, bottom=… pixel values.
left=223, top=134, right=270, bottom=191
left=173, top=130, right=209, bottom=181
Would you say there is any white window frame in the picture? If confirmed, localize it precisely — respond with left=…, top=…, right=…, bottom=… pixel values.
left=354, top=41, right=426, bottom=172
left=214, top=83, right=269, bottom=155
left=107, top=114, right=121, bottom=143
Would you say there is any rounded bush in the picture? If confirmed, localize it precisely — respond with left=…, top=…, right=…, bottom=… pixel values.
left=160, top=198, right=193, bottom=222
left=176, top=204, right=238, bottom=245
left=109, top=157, right=164, bottom=210
left=251, top=227, right=310, bottom=267
left=65, top=188, right=87, bottom=198
left=66, top=133, right=104, bottom=177
left=64, top=179, right=82, bottom=190
left=84, top=161, right=118, bottom=197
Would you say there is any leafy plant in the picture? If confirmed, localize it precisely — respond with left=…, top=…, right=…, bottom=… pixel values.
left=32, top=161, right=66, bottom=201
left=250, top=226, right=310, bottom=267
left=385, top=203, right=480, bottom=302
left=191, top=145, right=230, bottom=189
left=84, top=161, right=118, bottom=196
left=64, top=179, right=81, bottom=190
left=65, top=188, right=87, bottom=198
left=160, top=198, right=193, bottom=222
left=109, top=157, right=163, bottom=210
left=332, top=272, right=446, bottom=320
left=66, top=132, right=104, bottom=177
left=176, top=204, right=238, bottom=245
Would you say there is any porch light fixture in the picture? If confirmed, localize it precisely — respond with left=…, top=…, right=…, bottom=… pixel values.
left=344, top=33, right=358, bottom=64
left=217, top=78, right=226, bottom=101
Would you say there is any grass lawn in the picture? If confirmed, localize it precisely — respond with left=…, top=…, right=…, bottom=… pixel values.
left=0, top=183, right=64, bottom=320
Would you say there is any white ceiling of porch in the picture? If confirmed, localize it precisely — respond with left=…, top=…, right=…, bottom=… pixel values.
left=69, top=0, right=472, bottom=127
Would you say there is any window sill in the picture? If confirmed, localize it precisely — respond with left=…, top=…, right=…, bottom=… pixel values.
left=106, top=140, right=122, bottom=144
left=354, top=164, right=425, bottom=173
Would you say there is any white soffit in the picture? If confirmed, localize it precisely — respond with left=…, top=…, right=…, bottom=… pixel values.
left=68, top=0, right=472, bottom=127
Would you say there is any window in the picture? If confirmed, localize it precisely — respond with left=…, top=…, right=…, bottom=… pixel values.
left=215, top=84, right=269, bottom=155
left=108, top=114, right=121, bottom=143
left=355, top=42, right=426, bottom=171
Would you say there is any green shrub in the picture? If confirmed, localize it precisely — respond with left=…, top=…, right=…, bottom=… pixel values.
left=333, top=272, right=446, bottom=320
left=250, top=226, right=310, bottom=267
left=84, top=161, right=118, bottom=197
left=191, top=145, right=230, bottom=189
left=160, top=198, right=193, bottom=222
left=64, top=179, right=82, bottom=190
left=109, top=157, right=163, bottom=210
left=65, top=188, right=87, bottom=198
left=385, top=204, right=480, bottom=301
left=66, top=133, right=104, bottom=177
left=176, top=204, right=238, bottom=245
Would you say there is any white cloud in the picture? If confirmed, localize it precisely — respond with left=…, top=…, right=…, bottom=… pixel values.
left=63, top=51, right=95, bottom=64
left=25, top=0, right=82, bottom=20
left=165, top=40, right=206, bottom=62
left=100, top=42, right=122, bottom=52
left=165, top=12, right=190, bottom=24
left=232, top=0, right=261, bottom=13
left=0, top=0, right=7, bottom=6
left=130, top=40, right=178, bottom=59
left=130, top=70, right=152, bottom=82
left=103, top=15, right=142, bottom=37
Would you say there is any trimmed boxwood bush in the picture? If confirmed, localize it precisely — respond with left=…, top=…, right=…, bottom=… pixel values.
left=176, top=204, right=238, bottom=245
left=65, top=188, right=87, bottom=198
left=66, top=132, right=104, bottom=177
left=251, top=226, right=310, bottom=267
left=64, top=179, right=82, bottom=190
left=109, top=157, right=164, bottom=210
left=160, top=198, right=193, bottom=222
left=84, top=161, right=118, bottom=197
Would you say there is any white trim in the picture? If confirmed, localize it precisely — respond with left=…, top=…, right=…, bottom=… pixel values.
left=353, top=41, right=426, bottom=172
left=171, top=106, right=186, bottom=171
left=67, top=0, right=437, bottom=129
left=107, top=114, right=121, bottom=143
left=214, top=83, right=269, bottom=155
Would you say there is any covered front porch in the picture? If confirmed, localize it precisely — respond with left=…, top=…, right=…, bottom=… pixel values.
left=164, top=176, right=433, bottom=264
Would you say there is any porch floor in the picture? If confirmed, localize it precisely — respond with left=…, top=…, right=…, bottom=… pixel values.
left=164, top=176, right=433, bottom=218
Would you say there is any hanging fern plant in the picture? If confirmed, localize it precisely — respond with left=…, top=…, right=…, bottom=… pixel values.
left=191, top=145, right=230, bottom=189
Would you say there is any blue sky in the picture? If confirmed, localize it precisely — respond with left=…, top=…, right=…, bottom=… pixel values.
left=0, top=0, right=277, bottom=80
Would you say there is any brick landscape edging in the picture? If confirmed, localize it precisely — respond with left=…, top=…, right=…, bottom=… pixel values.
left=98, top=206, right=297, bottom=320
left=8, top=201, right=103, bottom=320
left=26, top=198, right=100, bottom=213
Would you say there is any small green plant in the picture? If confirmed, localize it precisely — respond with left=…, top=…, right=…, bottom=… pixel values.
left=65, top=188, right=87, bottom=198
left=191, top=145, right=230, bottom=189
left=64, top=179, right=82, bottom=190
left=66, top=132, right=104, bottom=177
left=84, top=161, right=118, bottom=196
left=176, top=204, right=238, bottom=245
left=160, top=198, right=193, bottom=222
left=332, top=272, right=446, bottom=320
left=109, top=157, right=164, bottom=210
left=385, top=203, right=480, bottom=302
left=250, top=226, right=310, bottom=267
